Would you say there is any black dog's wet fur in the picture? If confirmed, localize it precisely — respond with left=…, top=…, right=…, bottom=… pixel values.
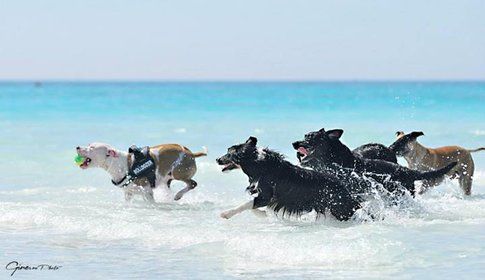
left=293, top=128, right=457, bottom=196
left=295, top=130, right=397, bottom=164
left=216, top=137, right=361, bottom=221
left=353, top=143, right=397, bottom=163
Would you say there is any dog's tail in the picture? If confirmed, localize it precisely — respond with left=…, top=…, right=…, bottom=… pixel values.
left=192, top=146, right=208, bottom=158
left=468, top=147, right=485, bottom=153
left=413, top=162, right=457, bottom=181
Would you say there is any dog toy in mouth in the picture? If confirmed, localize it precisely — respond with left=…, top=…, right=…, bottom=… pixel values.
left=74, top=155, right=86, bottom=166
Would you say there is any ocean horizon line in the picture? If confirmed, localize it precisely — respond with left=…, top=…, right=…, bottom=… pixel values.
left=1, top=79, right=485, bottom=85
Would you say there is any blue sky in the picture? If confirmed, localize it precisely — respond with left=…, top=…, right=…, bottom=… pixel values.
left=0, top=0, right=484, bottom=80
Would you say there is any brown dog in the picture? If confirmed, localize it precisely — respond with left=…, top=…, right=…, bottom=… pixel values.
left=76, top=143, right=207, bottom=202
left=390, top=131, right=484, bottom=195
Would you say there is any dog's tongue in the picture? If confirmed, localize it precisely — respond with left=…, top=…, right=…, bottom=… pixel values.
left=297, top=147, right=308, bottom=156
left=222, top=165, right=231, bottom=172
left=222, top=163, right=236, bottom=172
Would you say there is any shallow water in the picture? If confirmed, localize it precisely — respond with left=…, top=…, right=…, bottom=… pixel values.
left=0, top=82, right=484, bottom=279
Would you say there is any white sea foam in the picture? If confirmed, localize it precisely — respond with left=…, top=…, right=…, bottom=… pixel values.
left=4, top=184, right=483, bottom=279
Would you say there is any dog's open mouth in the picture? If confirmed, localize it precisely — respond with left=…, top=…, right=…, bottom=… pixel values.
left=79, top=157, right=92, bottom=169
left=220, top=162, right=240, bottom=172
left=296, top=147, right=309, bottom=162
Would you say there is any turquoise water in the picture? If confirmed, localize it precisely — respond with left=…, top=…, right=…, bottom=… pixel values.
left=0, top=82, right=484, bottom=279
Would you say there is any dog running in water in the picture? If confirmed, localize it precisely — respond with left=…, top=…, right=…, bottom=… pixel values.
left=216, top=136, right=362, bottom=221
left=390, top=131, right=484, bottom=195
left=292, top=128, right=457, bottom=196
left=76, top=143, right=207, bottom=202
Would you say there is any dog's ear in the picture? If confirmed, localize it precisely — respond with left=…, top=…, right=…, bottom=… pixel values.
left=128, top=145, right=137, bottom=153
left=396, top=131, right=405, bottom=138
left=326, top=129, right=344, bottom=140
left=246, top=136, right=258, bottom=146
left=107, top=149, right=118, bottom=157
left=409, top=131, right=424, bottom=139
left=318, top=127, right=326, bottom=133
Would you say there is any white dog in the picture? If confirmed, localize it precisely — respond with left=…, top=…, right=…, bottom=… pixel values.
left=76, top=142, right=207, bottom=202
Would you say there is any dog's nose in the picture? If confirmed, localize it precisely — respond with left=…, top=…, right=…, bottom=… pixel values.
left=76, top=146, right=80, bottom=150
left=292, top=141, right=301, bottom=149
left=216, top=158, right=222, bottom=164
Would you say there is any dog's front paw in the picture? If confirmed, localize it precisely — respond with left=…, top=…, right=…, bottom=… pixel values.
left=174, top=192, right=183, bottom=201
left=220, top=210, right=234, bottom=219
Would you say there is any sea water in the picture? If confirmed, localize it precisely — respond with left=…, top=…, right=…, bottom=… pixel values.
left=0, top=82, right=484, bottom=279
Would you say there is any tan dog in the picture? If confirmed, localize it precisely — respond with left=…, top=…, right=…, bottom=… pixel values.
left=389, top=131, right=484, bottom=195
left=76, top=143, right=207, bottom=202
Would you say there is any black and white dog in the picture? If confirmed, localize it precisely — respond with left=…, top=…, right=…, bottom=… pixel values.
left=292, top=128, right=457, bottom=196
left=216, top=137, right=361, bottom=221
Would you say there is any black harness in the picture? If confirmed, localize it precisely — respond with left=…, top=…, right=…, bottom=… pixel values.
left=111, top=145, right=157, bottom=189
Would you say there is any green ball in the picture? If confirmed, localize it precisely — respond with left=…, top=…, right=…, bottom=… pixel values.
left=75, top=155, right=86, bottom=165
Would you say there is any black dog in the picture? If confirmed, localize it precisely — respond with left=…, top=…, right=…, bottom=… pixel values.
left=292, top=128, right=457, bottom=196
left=353, top=143, right=397, bottom=163
left=296, top=130, right=397, bottom=164
left=216, top=137, right=361, bottom=221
